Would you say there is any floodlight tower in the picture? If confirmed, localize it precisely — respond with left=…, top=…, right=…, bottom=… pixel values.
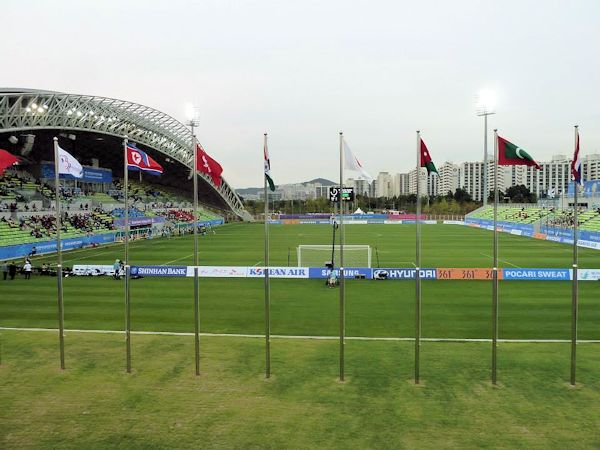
left=476, top=89, right=497, bottom=206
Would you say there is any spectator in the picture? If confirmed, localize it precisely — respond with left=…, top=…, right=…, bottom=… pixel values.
left=113, top=259, right=121, bottom=280
left=23, top=260, right=32, bottom=279
left=8, top=261, right=17, bottom=280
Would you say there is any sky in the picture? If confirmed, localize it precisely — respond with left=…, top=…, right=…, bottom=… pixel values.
left=3, top=0, right=600, bottom=188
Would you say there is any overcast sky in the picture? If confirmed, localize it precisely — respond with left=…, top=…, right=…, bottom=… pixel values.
left=4, top=0, right=600, bottom=187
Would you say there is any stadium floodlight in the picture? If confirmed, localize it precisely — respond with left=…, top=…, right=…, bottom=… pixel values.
left=476, top=89, right=497, bottom=116
left=475, top=88, right=497, bottom=206
left=185, top=103, right=199, bottom=127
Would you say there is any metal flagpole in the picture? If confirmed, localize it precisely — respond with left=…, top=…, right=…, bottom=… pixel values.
left=415, top=131, right=422, bottom=384
left=192, top=131, right=200, bottom=376
left=53, top=137, right=65, bottom=370
left=123, top=137, right=131, bottom=373
left=339, top=131, right=345, bottom=382
left=264, top=133, right=271, bottom=378
left=492, top=129, right=499, bottom=385
left=571, top=125, right=579, bottom=386
left=483, top=115, right=488, bottom=205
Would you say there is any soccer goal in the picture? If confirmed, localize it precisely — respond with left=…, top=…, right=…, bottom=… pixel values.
left=297, top=245, right=372, bottom=268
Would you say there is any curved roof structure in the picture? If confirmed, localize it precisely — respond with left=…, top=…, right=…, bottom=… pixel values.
left=0, top=88, right=251, bottom=220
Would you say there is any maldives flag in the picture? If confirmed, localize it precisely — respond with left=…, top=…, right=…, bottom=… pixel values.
left=127, top=145, right=163, bottom=175
left=497, top=136, right=541, bottom=169
left=0, top=149, right=20, bottom=175
left=196, top=144, right=223, bottom=187
left=571, top=129, right=582, bottom=185
left=420, top=139, right=438, bottom=175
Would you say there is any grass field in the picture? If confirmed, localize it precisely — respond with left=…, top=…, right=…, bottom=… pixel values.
left=2, top=223, right=600, bottom=448
left=1, top=223, right=599, bottom=339
left=2, top=331, right=600, bottom=448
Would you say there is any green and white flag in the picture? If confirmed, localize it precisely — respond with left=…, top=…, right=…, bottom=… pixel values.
left=264, top=139, right=275, bottom=191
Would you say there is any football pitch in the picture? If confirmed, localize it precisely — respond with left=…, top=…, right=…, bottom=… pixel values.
left=1, top=223, right=599, bottom=340
left=2, top=223, right=600, bottom=448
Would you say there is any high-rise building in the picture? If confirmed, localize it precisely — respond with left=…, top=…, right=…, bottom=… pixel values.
left=408, top=168, right=428, bottom=196
left=376, top=172, right=393, bottom=198
left=437, top=162, right=460, bottom=197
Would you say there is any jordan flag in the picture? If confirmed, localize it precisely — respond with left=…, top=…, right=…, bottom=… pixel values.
left=420, top=139, right=438, bottom=175
left=497, top=136, right=541, bottom=169
left=127, top=145, right=163, bottom=175
left=196, top=144, right=223, bottom=187
left=0, top=149, right=20, bottom=175
left=571, top=130, right=582, bottom=185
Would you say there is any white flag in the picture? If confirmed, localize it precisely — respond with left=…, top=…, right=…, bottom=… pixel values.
left=343, top=140, right=373, bottom=183
left=57, top=146, right=83, bottom=178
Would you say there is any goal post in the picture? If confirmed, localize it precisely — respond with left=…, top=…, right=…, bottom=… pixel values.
left=297, top=245, right=372, bottom=268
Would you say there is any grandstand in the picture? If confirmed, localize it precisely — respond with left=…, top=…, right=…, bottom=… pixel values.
left=467, top=204, right=600, bottom=237
left=0, top=164, right=225, bottom=257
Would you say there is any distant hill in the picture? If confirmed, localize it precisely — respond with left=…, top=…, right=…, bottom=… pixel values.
left=236, top=178, right=335, bottom=196
left=302, top=178, right=336, bottom=186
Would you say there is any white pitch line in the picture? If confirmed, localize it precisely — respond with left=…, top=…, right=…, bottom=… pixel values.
left=480, top=253, right=521, bottom=268
left=2, top=327, right=600, bottom=344
left=161, top=254, right=193, bottom=266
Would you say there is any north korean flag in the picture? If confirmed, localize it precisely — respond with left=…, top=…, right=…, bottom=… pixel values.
left=127, top=144, right=163, bottom=176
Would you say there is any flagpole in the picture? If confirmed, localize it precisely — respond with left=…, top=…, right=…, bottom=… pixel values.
left=492, top=129, right=499, bottom=385
left=192, top=132, right=200, bottom=377
left=339, top=131, right=345, bottom=382
left=123, top=137, right=131, bottom=374
left=264, top=132, right=271, bottom=379
left=415, top=131, right=422, bottom=384
left=53, top=137, right=65, bottom=370
left=571, top=125, right=579, bottom=386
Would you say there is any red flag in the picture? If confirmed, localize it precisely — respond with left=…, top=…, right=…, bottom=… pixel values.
left=195, top=144, right=223, bottom=187
left=0, top=149, right=20, bottom=175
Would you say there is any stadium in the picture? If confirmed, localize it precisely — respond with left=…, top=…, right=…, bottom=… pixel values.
left=2, top=88, right=600, bottom=448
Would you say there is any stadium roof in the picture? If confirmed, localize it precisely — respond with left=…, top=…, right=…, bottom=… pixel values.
left=0, top=88, right=250, bottom=220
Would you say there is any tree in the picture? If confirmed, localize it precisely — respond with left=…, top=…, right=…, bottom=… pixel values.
left=505, top=184, right=536, bottom=203
left=453, top=188, right=472, bottom=203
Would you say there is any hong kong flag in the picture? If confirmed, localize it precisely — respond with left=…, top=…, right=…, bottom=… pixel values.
left=195, top=144, right=223, bottom=187
left=127, top=145, right=163, bottom=175
left=0, top=149, right=20, bottom=175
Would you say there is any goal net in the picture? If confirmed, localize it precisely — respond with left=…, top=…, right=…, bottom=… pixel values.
left=297, top=245, right=372, bottom=268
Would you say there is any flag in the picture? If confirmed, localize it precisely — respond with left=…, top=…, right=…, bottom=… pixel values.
left=571, top=130, right=582, bottom=185
left=264, top=140, right=275, bottom=191
left=420, top=139, right=438, bottom=175
left=0, top=149, right=20, bottom=175
left=196, top=144, right=223, bottom=187
left=497, top=136, right=541, bottom=169
left=343, top=140, right=373, bottom=183
left=127, top=144, right=163, bottom=175
left=57, top=145, right=83, bottom=178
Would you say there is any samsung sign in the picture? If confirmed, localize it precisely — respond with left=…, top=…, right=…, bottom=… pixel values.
left=309, top=268, right=373, bottom=279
